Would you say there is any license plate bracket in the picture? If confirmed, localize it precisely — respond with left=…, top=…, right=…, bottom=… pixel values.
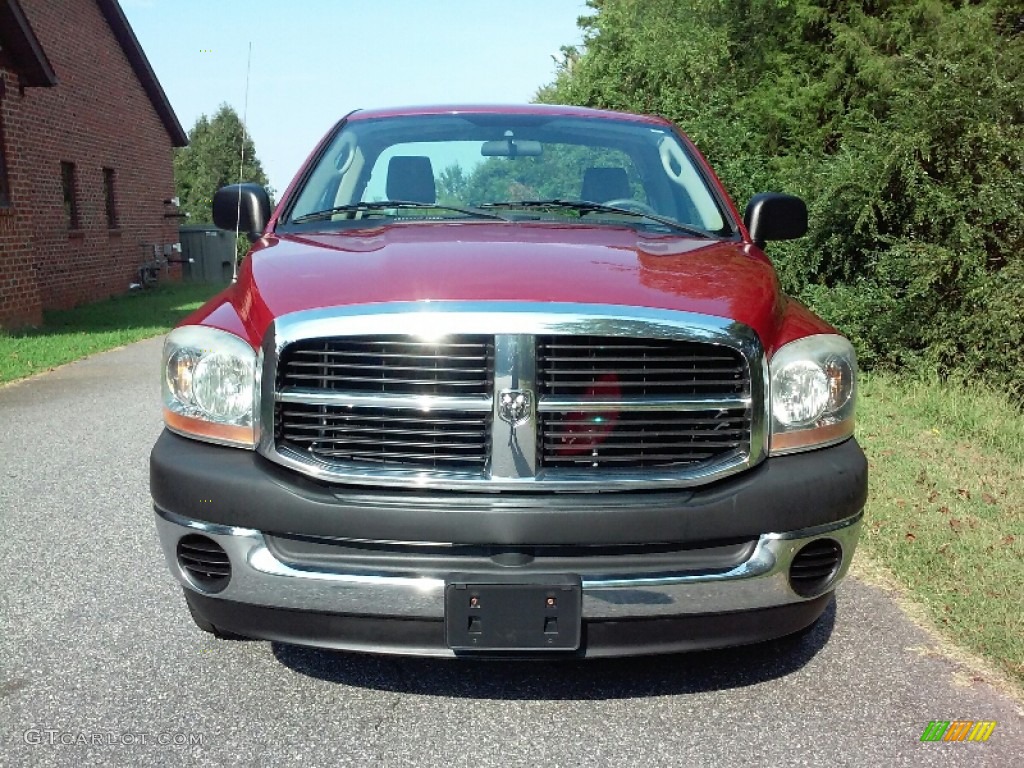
left=445, top=573, right=582, bottom=652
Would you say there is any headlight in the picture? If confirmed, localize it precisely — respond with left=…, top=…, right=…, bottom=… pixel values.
left=162, top=326, right=258, bottom=448
left=769, top=334, right=856, bottom=454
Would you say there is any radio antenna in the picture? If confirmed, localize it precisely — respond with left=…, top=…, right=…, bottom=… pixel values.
left=232, top=41, right=253, bottom=284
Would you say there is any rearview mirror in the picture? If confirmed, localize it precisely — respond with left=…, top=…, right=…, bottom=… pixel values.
left=481, top=139, right=543, bottom=158
left=744, top=193, right=807, bottom=248
left=213, top=183, right=271, bottom=241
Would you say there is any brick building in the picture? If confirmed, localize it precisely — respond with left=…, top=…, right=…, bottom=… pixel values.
left=0, top=0, right=187, bottom=327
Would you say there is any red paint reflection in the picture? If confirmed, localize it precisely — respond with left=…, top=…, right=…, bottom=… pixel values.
left=554, top=373, right=622, bottom=455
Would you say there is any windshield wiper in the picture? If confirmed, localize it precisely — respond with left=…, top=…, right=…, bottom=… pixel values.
left=292, top=200, right=509, bottom=224
left=478, top=199, right=714, bottom=238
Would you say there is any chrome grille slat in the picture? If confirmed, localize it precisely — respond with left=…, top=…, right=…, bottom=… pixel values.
left=286, top=435, right=488, bottom=447
left=280, top=415, right=487, bottom=428
left=546, top=454, right=720, bottom=464
left=284, top=433, right=487, bottom=449
left=544, top=434, right=745, bottom=444
left=277, top=390, right=493, bottom=411
left=542, top=430, right=745, bottom=438
left=284, top=425, right=486, bottom=437
left=544, top=380, right=745, bottom=391
left=286, top=362, right=490, bottom=373
left=537, top=397, right=750, bottom=412
left=282, top=376, right=489, bottom=391
left=545, top=367, right=744, bottom=375
left=313, top=452, right=484, bottom=464
left=290, top=351, right=486, bottom=359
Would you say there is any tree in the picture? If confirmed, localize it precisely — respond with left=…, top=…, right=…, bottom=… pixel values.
left=173, top=104, right=272, bottom=226
left=437, top=164, right=469, bottom=205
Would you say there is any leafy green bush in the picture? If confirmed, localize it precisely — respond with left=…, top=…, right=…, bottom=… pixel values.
left=541, top=0, right=1024, bottom=403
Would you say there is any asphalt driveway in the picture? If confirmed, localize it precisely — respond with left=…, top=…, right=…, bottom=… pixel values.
left=0, top=337, right=1021, bottom=767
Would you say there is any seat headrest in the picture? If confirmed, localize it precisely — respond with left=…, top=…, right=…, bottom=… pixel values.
left=581, top=167, right=631, bottom=203
left=386, top=156, right=436, bottom=204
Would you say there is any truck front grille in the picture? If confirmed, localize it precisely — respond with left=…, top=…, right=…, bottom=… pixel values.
left=265, top=309, right=764, bottom=490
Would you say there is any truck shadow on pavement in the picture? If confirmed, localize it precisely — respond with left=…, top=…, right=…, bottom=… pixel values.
left=271, top=597, right=836, bottom=699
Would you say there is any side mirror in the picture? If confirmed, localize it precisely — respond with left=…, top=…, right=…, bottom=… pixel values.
left=212, top=183, right=271, bottom=241
left=744, top=193, right=807, bottom=248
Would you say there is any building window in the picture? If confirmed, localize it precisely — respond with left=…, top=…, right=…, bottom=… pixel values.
left=0, top=103, right=10, bottom=208
left=61, top=161, right=79, bottom=228
left=103, top=167, right=118, bottom=228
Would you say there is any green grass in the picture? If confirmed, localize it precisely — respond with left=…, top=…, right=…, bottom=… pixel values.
left=857, top=372, right=1024, bottom=686
left=0, top=282, right=226, bottom=384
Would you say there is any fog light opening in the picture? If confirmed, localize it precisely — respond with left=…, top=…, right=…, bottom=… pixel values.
left=789, top=538, right=842, bottom=598
left=176, top=534, right=231, bottom=593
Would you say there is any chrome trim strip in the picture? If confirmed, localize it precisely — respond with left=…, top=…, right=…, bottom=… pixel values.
left=257, top=320, right=279, bottom=457
left=272, top=443, right=747, bottom=490
left=264, top=302, right=744, bottom=340
left=490, top=334, right=537, bottom=479
left=768, top=428, right=857, bottom=456
left=259, top=301, right=766, bottom=491
left=583, top=512, right=864, bottom=588
left=276, top=390, right=493, bottom=412
left=538, top=396, right=751, bottom=412
left=248, top=548, right=445, bottom=591
left=155, top=509, right=862, bottom=620
left=253, top=346, right=266, bottom=448
left=769, top=510, right=865, bottom=541
left=157, top=508, right=261, bottom=538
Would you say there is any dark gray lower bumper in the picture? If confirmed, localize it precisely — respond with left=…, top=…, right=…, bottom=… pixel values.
left=150, top=430, right=868, bottom=546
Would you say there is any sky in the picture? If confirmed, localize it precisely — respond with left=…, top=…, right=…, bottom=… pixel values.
left=119, top=0, right=590, bottom=195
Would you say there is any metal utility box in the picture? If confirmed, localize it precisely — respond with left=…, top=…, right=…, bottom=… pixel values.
left=179, top=225, right=235, bottom=284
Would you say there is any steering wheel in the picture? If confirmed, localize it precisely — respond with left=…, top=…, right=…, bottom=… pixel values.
left=602, top=198, right=659, bottom=216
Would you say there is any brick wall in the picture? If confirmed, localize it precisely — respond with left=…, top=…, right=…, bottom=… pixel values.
left=0, top=0, right=181, bottom=328
left=0, top=64, right=43, bottom=326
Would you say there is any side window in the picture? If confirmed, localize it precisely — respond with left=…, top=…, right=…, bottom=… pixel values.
left=61, top=161, right=79, bottom=228
left=287, top=131, right=364, bottom=219
left=103, top=167, right=118, bottom=228
left=657, top=136, right=724, bottom=231
left=0, top=99, right=10, bottom=208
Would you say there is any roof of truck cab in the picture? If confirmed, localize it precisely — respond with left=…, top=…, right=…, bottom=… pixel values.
left=345, top=103, right=673, bottom=125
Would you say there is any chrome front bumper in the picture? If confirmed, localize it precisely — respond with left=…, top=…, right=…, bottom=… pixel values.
left=155, top=508, right=863, bottom=621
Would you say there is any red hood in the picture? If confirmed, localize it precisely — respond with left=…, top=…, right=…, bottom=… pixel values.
left=195, top=222, right=798, bottom=348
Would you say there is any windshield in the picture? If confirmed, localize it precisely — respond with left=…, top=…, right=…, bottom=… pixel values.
left=281, top=113, right=731, bottom=235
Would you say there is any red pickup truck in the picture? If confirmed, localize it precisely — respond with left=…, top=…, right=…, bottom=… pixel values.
left=151, top=104, right=866, bottom=657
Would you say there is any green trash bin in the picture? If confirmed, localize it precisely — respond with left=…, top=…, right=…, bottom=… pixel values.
left=179, top=225, right=235, bottom=284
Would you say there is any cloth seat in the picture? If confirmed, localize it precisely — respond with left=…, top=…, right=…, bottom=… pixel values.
left=581, top=166, right=631, bottom=203
left=386, top=156, right=436, bottom=203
